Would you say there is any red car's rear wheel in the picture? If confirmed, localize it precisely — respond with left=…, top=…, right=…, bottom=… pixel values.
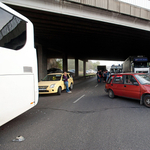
left=143, top=95, right=150, bottom=108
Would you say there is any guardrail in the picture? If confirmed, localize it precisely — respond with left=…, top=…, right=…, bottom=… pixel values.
left=66, top=0, right=150, bottom=21
left=85, top=74, right=96, bottom=78
left=74, top=74, right=96, bottom=80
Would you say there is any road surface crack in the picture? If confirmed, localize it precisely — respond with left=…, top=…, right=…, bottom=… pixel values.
left=49, top=108, right=95, bottom=114
left=36, top=106, right=143, bottom=114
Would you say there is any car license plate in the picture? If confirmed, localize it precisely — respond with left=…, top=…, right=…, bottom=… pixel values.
left=39, top=89, right=46, bottom=91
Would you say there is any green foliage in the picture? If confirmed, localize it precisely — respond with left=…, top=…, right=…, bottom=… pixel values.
left=68, top=59, right=75, bottom=70
left=48, top=59, right=100, bottom=71
left=56, top=59, right=62, bottom=69
left=79, top=60, right=83, bottom=71
left=86, top=60, right=100, bottom=70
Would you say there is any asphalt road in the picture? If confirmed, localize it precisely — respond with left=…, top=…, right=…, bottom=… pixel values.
left=1, top=77, right=150, bottom=150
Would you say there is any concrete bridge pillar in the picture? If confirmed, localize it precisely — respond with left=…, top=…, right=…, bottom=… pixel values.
left=83, top=60, right=86, bottom=77
left=36, top=44, right=47, bottom=81
left=75, top=58, right=79, bottom=77
left=63, top=53, right=68, bottom=72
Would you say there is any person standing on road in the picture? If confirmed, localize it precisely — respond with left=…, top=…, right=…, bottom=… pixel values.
left=96, top=70, right=100, bottom=83
left=106, top=71, right=110, bottom=81
left=99, top=70, right=102, bottom=83
left=63, top=72, right=72, bottom=93
left=103, top=70, right=106, bottom=82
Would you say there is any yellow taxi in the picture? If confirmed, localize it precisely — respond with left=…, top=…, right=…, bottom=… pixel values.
left=38, top=73, right=74, bottom=95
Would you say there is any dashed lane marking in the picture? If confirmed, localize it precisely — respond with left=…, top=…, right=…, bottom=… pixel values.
left=95, top=84, right=98, bottom=87
left=73, top=95, right=85, bottom=104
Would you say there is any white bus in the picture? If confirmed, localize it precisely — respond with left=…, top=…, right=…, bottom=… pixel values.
left=0, top=2, right=38, bottom=126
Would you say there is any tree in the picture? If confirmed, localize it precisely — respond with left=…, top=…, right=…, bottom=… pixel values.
left=68, top=59, right=75, bottom=70
left=86, top=60, right=93, bottom=70
left=93, top=61, right=100, bottom=70
left=56, top=59, right=62, bottom=69
left=86, top=60, right=100, bottom=70
left=79, top=60, right=83, bottom=71
left=47, top=58, right=62, bottom=70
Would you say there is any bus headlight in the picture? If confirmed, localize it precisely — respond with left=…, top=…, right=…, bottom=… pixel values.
left=50, top=84, right=55, bottom=88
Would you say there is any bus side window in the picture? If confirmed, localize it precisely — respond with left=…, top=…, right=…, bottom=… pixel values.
left=0, top=7, right=26, bottom=50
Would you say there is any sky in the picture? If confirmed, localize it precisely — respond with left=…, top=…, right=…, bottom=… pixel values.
left=118, top=0, right=150, bottom=10
left=91, top=60, right=124, bottom=71
left=91, top=60, right=124, bottom=65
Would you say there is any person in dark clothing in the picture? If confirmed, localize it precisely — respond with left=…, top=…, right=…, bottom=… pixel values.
left=99, top=70, right=102, bottom=83
left=63, top=72, right=72, bottom=93
left=106, top=71, right=110, bottom=81
left=103, top=70, right=107, bottom=82
left=96, top=70, right=102, bottom=83
left=96, top=70, right=100, bottom=83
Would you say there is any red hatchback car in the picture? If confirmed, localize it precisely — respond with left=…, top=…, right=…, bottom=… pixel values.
left=105, top=73, right=150, bottom=107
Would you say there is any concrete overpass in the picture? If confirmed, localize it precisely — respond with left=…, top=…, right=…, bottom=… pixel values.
left=2, top=0, right=150, bottom=79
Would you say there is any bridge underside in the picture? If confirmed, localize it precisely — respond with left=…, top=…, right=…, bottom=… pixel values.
left=8, top=4, right=150, bottom=61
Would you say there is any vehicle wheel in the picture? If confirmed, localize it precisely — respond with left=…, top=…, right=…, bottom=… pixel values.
left=57, top=87, right=61, bottom=95
left=108, top=89, right=114, bottom=98
left=69, top=83, right=73, bottom=90
left=143, top=95, right=150, bottom=108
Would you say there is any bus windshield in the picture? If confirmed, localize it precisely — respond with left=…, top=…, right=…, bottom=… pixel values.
left=134, top=62, right=148, bottom=68
left=0, top=7, right=26, bottom=50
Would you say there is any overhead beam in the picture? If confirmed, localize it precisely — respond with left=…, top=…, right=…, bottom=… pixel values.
left=3, top=0, right=150, bottom=31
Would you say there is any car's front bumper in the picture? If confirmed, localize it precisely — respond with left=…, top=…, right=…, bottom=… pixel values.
left=39, top=88, right=57, bottom=94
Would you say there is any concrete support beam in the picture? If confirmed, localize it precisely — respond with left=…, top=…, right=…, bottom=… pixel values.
left=3, top=0, right=150, bottom=31
left=36, top=44, right=47, bottom=81
left=66, top=0, right=150, bottom=23
left=131, top=6, right=141, bottom=18
left=75, top=58, right=79, bottom=77
left=63, top=53, right=68, bottom=72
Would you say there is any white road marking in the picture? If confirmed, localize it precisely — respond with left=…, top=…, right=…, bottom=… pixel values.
left=95, top=84, right=98, bottom=88
left=73, top=95, right=85, bottom=103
